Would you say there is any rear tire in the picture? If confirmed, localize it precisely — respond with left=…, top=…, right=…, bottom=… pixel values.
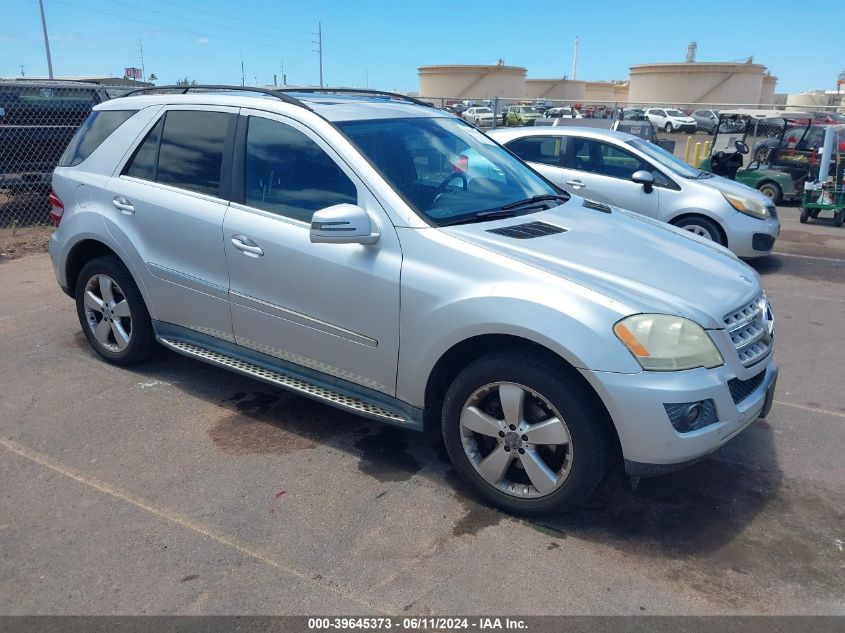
left=75, top=256, right=157, bottom=366
left=757, top=182, right=782, bottom=204
left=441, top=350, right=611, bottom=516
left=672, top=215, right=726, bottom=246
left=799, top=208, right=810, bottom=223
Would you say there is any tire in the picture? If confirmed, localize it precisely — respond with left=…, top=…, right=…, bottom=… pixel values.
left=441, top=350, right=611, bottom=516
left=75, top=256, right=157, bottom=366
left=664, top=123, right=673, bottom=133
left=799, top=208, right=810, bottom=223
left=836, top=210, right=844, bottom=228
left=672, top=215, right=726, bottom=246
left=757, top=182, right=782, bottom=204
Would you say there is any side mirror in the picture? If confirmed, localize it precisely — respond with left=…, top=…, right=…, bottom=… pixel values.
left=735, top=141, right=749, bottom=154
left=310, top=204, right=380, bottom=245
left=631, top=169, right=655, bottom=193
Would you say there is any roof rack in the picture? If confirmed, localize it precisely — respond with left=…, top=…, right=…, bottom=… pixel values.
left=121, top=84, right=310, bottom=110
left=287, top=87, right=434, bottom=108
left=120, top=84, right=434, bottom=110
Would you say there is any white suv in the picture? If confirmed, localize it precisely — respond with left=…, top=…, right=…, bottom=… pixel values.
left=645, top=107, right=697, bottom=133
left=48, top=86, right=778, bottom=515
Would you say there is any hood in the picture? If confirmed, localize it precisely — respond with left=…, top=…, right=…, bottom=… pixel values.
left=442, top=197, right=762, bottom=328
left=703, top=174, right=777, bottom=208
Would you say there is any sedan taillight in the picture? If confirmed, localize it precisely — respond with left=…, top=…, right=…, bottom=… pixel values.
left=48, top=190, right=64, bottom=226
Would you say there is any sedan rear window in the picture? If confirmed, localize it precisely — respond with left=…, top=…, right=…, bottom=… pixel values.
left=58, top=110, right=136, bottom=167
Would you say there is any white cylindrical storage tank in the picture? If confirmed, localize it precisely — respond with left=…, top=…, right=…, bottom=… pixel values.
left=760, top=75, right=777, bottom=105
left=524, top=79, right=586, bottom=101
left=418, top=65, right=526, bottom=100
left=628, top=62, right=768, bottom=106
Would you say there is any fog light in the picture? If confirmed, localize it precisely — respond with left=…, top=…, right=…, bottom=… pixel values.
left=664, top=399, right=718, bottom=433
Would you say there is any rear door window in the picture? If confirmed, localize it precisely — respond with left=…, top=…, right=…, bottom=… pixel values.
left=156, top=111, right=231, bottom=196
left=123, top=117, right=164, bottom=181
left=505, top=136, right=565, bottom=167
left=58, top=110, right=136, bottom=167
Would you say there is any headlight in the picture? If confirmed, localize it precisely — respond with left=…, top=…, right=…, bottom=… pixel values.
left=723, top=192, right=771, bottom=219
left=614, top=314, right=724, bottom=371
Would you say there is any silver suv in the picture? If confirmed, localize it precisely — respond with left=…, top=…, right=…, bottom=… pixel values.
left=49, top=87, right=778, bottom=515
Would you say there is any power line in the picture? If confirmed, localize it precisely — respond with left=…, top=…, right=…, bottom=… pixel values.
left=153, top=0, right=310, bottom=37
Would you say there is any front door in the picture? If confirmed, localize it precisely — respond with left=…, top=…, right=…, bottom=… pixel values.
left=222, top=110, right=402, bottom=396
left=558, top=136, right=661, bottom=218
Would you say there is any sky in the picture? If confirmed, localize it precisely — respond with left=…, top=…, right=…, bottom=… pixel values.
left=2, top=0, right=844, bottom=95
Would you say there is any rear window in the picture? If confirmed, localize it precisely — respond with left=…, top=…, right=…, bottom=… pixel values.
left=58, top=110, right=136, bottom=167
left=0, top=85, right=104, bottom=126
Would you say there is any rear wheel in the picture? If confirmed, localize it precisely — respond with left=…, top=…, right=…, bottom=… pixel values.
left=757, top=182, right=782, bottom=204
left=835, top=210, right=844, bottom=228
left=442, top=350, right=611, bottom=516
left=75, top=256, right=157, bottom=365
left=672, top=215, right=726, bottom=246
left=799, top=207, right=810, bottom=223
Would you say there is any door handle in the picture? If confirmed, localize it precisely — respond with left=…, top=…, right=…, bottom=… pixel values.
left=112, top=196, right=135, bottom=214
left=565, top=179, right=585, bottom=188
left=231, top=235, right=264, bottom=257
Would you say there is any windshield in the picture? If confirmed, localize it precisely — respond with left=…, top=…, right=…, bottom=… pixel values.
left=666, top=109, right=685, bottom=117
left=475, top=107, right=492, bottom=114
left=337, top=117, right=562, bottom=224
left=520, top=107, right=537, bottom=114
left=627, top=138, right=701, bottom=179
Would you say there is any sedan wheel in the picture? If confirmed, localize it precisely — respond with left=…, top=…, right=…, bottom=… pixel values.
left=83, top=274, right=133, bottom=352
left=672, top=216, right=725, bottom=246
left=460, top=382, right=573, bottom=498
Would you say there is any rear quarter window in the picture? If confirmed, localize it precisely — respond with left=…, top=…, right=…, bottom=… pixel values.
left=58, top=110, right=137, bottom=167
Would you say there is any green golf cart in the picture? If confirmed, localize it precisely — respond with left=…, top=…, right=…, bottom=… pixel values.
left=699, top=109, right=815, bottom=203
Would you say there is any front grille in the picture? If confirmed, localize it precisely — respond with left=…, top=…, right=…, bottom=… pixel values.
left=723, top=295, right=773, bottom=367
left=728, top=371, right=766, bottom=405
left=487, top=221, right=567, bottom=239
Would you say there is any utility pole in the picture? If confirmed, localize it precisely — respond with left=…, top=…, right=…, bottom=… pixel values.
left=241, top=56, right=245, bottom=86
left=20, top=65, right=25, bottom=77
left=37, top=0, right=54, bottom=79
left=138, top=40, right=146, bottom=82
left=572, top=36, right=579, bottom=81
left=313, top=21, right=323, bottom=88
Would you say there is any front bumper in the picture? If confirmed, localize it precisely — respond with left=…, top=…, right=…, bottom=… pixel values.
left=581, top=359, right=778, bottom=472
left=724, top=211, right=780, bottom=258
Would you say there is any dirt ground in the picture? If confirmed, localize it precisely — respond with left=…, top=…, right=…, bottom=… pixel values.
left=0, top=224, right=54, bottom=260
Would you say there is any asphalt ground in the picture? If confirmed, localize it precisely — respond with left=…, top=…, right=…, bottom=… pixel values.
left=0, top=205, right=843, bottom=616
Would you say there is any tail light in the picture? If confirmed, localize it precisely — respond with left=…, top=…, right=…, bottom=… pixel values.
left=48, top=190, right=64, bottom=226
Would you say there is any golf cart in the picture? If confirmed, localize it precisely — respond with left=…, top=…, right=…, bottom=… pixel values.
left=700, top=109, right=816, bottom=203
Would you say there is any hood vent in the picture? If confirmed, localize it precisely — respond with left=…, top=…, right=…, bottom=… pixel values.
left=582, top=199, right=613, bottom=213
left=487, top=221, right=568, bottom=239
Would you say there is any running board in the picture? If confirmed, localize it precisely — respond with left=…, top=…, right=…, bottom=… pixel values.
left=158, top=337, right=411, bottom=426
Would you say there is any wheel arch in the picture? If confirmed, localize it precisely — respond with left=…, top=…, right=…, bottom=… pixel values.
left=668, top=211, right=729, bottom=248
left=422, top=333, right=619, bottom=454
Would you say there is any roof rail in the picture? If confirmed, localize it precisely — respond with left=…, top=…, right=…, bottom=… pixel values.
left=121, top=84, right=311, bottom=110
left=286, top=87, right=435, bottom=108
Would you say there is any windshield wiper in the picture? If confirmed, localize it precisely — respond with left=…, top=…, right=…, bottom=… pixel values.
left=501, top=193, right=569, bottom=210
left=437, top=209, right=521, bottom=227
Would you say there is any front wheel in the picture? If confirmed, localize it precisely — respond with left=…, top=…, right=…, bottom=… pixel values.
left=799, top=207, right=810, bottom=223
left=672, top=216, right=726, bottom=246
left=442, top=350, right=611, bottom=516
left=664, top=123, right=673, bottom=133
left=75, top=256, right=157, bottom=365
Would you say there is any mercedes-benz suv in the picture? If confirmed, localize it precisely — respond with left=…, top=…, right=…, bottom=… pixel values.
left=48, top=87, right=778, bottom=515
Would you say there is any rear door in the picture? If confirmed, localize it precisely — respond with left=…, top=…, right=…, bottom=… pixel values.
left=559, top=136, right=660, bottom=217
left=107, top=106, right=237, bottom=341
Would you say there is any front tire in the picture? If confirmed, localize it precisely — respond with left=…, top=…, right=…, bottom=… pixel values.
left=664, top=123, right=673, bottom=133
left=441, top=350, right=611, bottom=516
left=75, top=256, right=157, bottom=365
left=672, top=215, right=726, bottom=245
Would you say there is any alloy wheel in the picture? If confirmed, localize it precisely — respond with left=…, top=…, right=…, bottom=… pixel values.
left=681, top=224, right=714, bottom=239
left=459, top=382, right=573, bottom=498
left=83, top=274, right=133, bottom=352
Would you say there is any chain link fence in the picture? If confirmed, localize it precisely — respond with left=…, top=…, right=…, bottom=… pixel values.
left=3, top=81, right=844, bottom=228
left=0, top=80, right=110, bottom=227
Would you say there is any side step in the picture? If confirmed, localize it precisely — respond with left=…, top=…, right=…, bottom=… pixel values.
left=159, top=337, right=411, bottom=426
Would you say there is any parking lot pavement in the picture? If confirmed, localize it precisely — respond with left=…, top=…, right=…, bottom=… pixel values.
left=1, top=213, right=844, bottom=616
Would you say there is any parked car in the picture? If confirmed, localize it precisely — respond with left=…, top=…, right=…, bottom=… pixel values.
left=611, top=119, right=675, bottom=153
left=692, top=109, right=720, bottom=133
left=621, top=108, right=647, bottom=121
left=547, top=106, right=582, bottom=119
left=505, top=105, right=541, bottom=126
left=488, top=126, right=779, bottom=257
left=644, top=107, right=697, bottom=133
left=783, top=111, right=845, bottom=127
left=49, top=86, right=777, bottom=515
left=462, top=106, right=495, bottom=129
left=0, top=80, right=109, bottom=191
